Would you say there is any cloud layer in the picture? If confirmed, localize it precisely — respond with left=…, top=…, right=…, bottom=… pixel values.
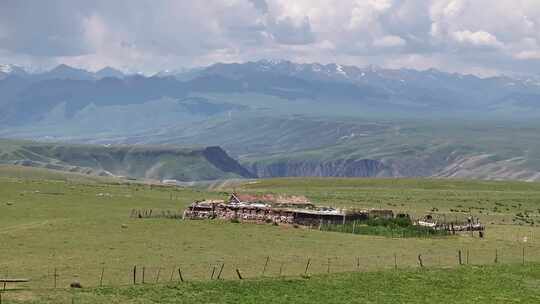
left=1, top=0, right=540, bottom=76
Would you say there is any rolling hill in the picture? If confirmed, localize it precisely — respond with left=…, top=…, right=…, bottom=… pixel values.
left=0, top=139, right=254, bottom=181
left=88, top=115, right=540, bottom=182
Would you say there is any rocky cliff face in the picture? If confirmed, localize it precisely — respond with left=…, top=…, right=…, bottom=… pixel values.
left=247, top=159, right=388, bottom=178
left=202, top=146, right=256, bottom=178
left=246, top=153, right=540, bottom=182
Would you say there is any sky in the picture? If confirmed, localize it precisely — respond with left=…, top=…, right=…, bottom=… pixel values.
left=1, top=0, right=540, bottom=76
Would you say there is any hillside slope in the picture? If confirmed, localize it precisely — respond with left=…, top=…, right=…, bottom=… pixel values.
left=101, top=116, right=540, bottom=182
left=0, top=139, right=254, bottom=181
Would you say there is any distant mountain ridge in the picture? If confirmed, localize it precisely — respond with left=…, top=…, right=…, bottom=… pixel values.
left=0, top=64, right=29, bottom=80
left=180, top=59, right=540, bottom=112
left=2, top=60, right=540, bottom=182
left=0, top=63, right=127, bottom=81
left=3, top=59, right=540, bottom=130
left=0, top=74, right=246, bottom=127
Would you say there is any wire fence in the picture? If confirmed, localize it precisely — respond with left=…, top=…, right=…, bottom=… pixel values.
left=0, top=245, right=536, bottom=291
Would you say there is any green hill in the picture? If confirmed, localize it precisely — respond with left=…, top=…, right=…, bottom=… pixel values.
left=0, top=139, right=254, bottom=181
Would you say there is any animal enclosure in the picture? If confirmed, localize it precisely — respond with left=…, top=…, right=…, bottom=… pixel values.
left=183, top=193, right=394, bottom=226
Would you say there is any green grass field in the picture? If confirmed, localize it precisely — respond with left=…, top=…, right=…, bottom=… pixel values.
left=2, top=166, right=540, bottom=303
left=8, top=264, right=540, bottom=304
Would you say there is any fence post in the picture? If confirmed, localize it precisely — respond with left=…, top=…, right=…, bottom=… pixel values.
left=99, top=267, right=105, bottom=287
left=155, top=268, right=161, bottom=283
left=458, top=250, right=462, bottom=265
left=178, top=268, right=184, bottom=283
left=327, top=258, right=331, bottom=274
left=418, top=254, right=424, bottom=268
left=262, top=256, right=270, bottom=276
left=217, top=263, right=225, bottom=280
left=394, top=253, right=398, bottom=270
left=54, top=267, right=58, bottom=289
left=466, top=249, right=469, bottom=265
left=494, top=249, right=498, bottom=264
left=142, top=267, right=146, bottom=284
left=169, top=267, right=175, bottom=282
left=523, top=247, right=526, bottom=265
left=236, top=269, right=243, bottom=280
left=279, top=262, right=284, bottom=277
left=304, top=258, right=311, bottom=276
left=211, top=266, right=216, bottom=280
left=133, top=266, right=137, bottom=285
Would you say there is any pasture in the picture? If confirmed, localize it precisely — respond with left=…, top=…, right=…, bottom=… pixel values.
left=2, top=166, right=540, bottom=302
left=14, top=264, right=540, bottom=304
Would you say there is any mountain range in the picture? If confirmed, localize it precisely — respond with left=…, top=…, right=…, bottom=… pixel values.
left=2, top=60, right=540, bottom=124
left=0, top=63, right=126, bottom=81
left=1, top=60, right=540, bottom=181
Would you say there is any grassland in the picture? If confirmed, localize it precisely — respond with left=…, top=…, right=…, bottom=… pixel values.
left=9, top=264, right=540, bottom=303
left=239, top=177, right=540, bottom=223
left=2, top=166, right=540, bottom=303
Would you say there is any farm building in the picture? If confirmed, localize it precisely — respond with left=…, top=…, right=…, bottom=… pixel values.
left=183, top=193, right=394, bottom=226
left=416, top=214, right=485, bottom=233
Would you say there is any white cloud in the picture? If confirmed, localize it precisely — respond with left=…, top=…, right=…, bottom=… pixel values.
left=515, top=50, right=540, bottom=60
left=1, top=0, right=540, bottom=75
left=451, top=30, right=503, bottom=48
left=373, top=35, right=406, bottom=48
left=443, top=0, right=465, bottom=18
left=348, top=0, right=394, bottom=30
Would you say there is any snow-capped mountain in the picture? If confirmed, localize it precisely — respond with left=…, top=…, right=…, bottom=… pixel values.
left=176, top=59, right=539, bottom=104
left=2, top=59, right=540, bottom=123
left=0, top=64, right=28, bottom=79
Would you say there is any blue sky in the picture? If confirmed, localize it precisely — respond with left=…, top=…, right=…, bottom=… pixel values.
left=1, top=0, right=540, bottom=76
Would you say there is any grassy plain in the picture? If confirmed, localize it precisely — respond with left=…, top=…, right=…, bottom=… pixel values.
left=2, top=166, right=540, bottom=302
left=12, top=264, right=540, bottom=304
